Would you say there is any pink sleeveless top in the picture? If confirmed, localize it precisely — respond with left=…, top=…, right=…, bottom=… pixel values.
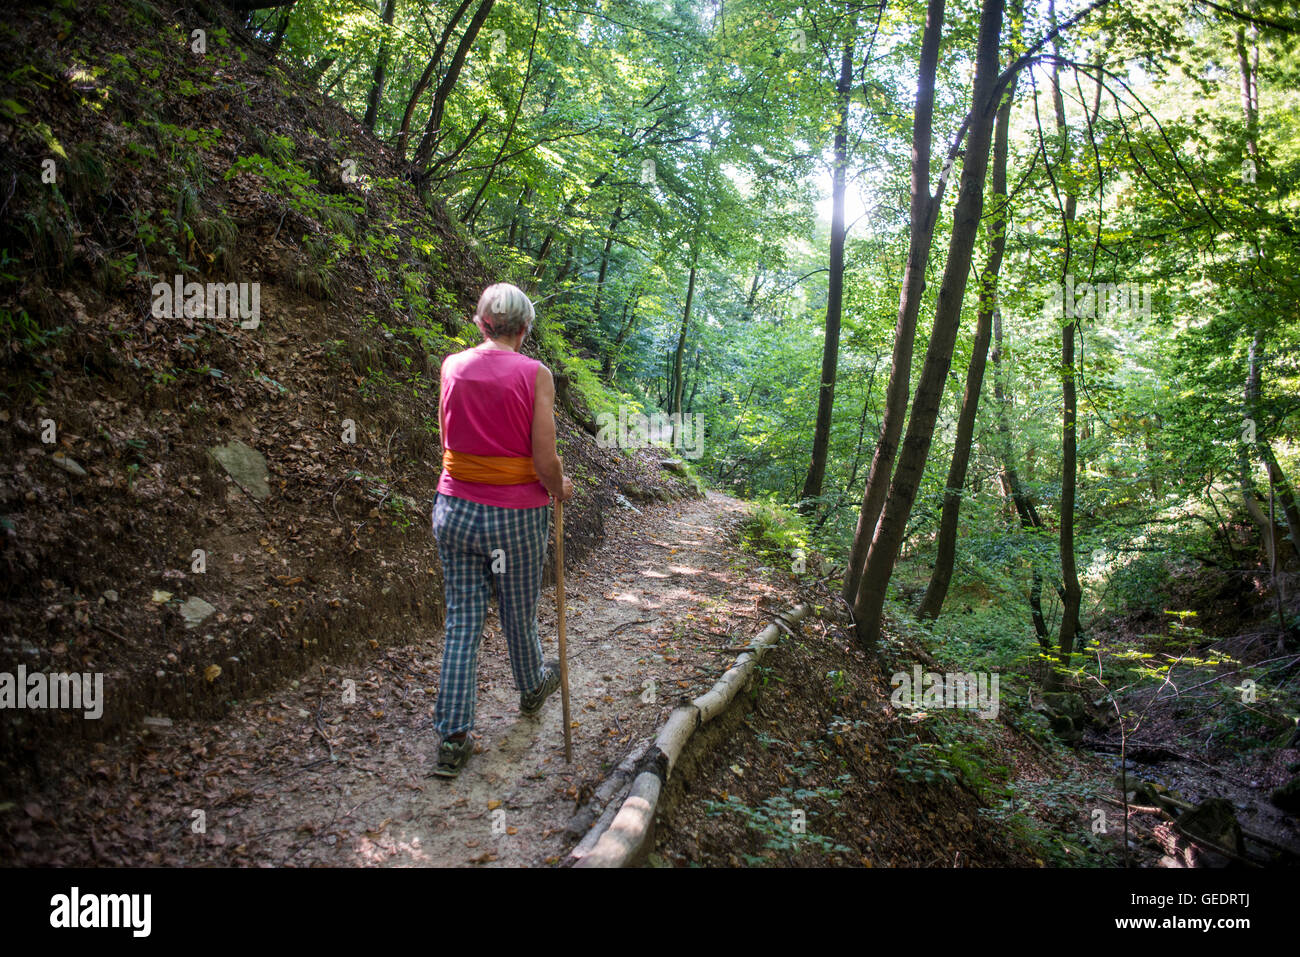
left=437, top=348, right=549, bottom=509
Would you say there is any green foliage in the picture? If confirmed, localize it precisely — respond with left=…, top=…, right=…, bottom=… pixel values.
left=663, top=457, right=706, bottom=496
left=0, top=304, right=64, bottom=364
left=225, top=152, right=362, bottom=238
left=384, top=494, right=415, bottom=532
left=16, top=199, right=74, bottom=278
left=702, top=786, right=853, bottom=864
left=978, top=784, right=1114, bottom=868
left=739, top=497, right=808, bottom=571
left=534, top=319, right=622, bottom=422
left=887, top=711, right=1009, bottom=799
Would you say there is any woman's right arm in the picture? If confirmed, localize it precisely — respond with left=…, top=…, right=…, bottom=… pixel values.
left=532, top=364, right=573, bottom=501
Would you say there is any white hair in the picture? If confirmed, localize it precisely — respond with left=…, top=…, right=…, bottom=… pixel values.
left=475, top=282, right=535, bottom=339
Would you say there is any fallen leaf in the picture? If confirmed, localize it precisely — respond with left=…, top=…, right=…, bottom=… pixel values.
left=204, top=664, right=222, bottom=682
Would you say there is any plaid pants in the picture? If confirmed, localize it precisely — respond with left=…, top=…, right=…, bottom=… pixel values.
left=431, top=491, right=552, bottom=737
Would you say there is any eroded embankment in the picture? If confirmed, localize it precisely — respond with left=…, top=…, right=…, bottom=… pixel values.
left=1, top=491, right=799, bottom=866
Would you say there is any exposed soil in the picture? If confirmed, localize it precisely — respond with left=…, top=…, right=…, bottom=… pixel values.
left=1, top=491, right=808, bottom=866
left=0, top=0, right=693, bottom=784
left=653, top=602, right=1043, bottom=867
left=5, top=0, right=1296, bottom=873
left=1078, top=565, right=1300, bottom=867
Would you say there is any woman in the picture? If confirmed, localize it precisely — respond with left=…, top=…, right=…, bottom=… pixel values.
left=431, top=282, right=573, bottom=779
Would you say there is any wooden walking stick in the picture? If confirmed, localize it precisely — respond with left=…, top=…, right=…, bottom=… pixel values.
left=555, top=497, right=573, bottom=762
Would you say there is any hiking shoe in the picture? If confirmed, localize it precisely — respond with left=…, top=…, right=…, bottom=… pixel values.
left=520, top=661, right=561, bottom=716
left=432, top=735, right=473, bottom=778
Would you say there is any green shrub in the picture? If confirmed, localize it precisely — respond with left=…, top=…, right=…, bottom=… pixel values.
left=740, top=496, right=809, bottom=572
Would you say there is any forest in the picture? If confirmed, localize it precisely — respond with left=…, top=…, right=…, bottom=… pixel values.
left=0, top=0, right=1298, bottom=884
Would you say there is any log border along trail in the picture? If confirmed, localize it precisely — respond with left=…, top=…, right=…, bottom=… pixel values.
left=7, top=490, right=802, bottom=867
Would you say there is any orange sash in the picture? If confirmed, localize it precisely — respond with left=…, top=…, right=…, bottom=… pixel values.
left=443, top=449, right=540, bottom=485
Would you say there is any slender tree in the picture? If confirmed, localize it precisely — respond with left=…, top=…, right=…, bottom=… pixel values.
left=990, top=307, right=1053, bottom=647
left=852, top=0, right=1006, bottom=647
left=917, top=60, right=1019, bottom=620
left=800, top=41, right=855, bottom=515
left=395, top=0, right=476, bottom=157
left=671, top=245, right=700, bottom=449
left=363, top=0, right=398, bottom=131
left=411, top=0, right=497, bottom=187
left=842, top=0, right=947, bottom=603
left=1045, top=0, right=1098, bottom=672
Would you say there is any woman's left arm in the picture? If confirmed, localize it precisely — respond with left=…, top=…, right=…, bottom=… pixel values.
left=532, top=364, right=572, bottom=501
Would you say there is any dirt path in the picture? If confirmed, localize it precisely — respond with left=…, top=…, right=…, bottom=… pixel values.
left=5, top=491, right=798, bottom=866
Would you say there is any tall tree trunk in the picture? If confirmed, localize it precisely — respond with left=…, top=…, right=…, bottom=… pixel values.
left=506, top=185, right=532, bottom=249
left=306, top=54, right=337, bottom=85
left=842, top=0, right=946, bottom=604
left=991, top=310, right=1052, bottom=648
left=852, top=0, right=1006, bottom=648
left=686, top=349, right=702, bottom=412
left=322, top=53, right=362, bottom=97
left=844, top=368, right=880, bottom=496
left=917, top=65, right=1018, bottom=621
left=1260, top=443, right=1300, bottom=561
left=553, top=243, right=576, bottom=287
left=1049, top=3, right=1084, bottom=674
left=603, top=302, right=634, bottom=378
left=395, top=0, right=475, bottom=158
left=743, top=268, right=762, bottom=321
left=800, top=42, right=855, bottom=516
left=671, top=250, right=700, bottom=450
left=1239, top=453, right=1277, bottom=560
left=1232, top=26, right=1295, bottom=563
left=530, top=179, right=599, bottom=279
left=462, top=0, right=543, bottom=226
left=1235, top=25, right=1259, bottom=165
left=268, top=0, right=295, bottom=54
left=412, top=0, right=496, bottom=187
left=533, top=230, right=556, bottom=277
left=1243, top=331, right=1300, bottom=562
left=591, top=205, right=623, bottom=329
left=363, top=0, right=398, bottom=130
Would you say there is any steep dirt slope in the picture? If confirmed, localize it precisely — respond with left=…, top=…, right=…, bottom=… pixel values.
left=1, top=492, right=787, bottom=866
left=0, top=0, right=694, bottom=793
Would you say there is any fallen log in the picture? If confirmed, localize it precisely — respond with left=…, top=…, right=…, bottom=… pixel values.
left=570, top=604, right=810, bottom=868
